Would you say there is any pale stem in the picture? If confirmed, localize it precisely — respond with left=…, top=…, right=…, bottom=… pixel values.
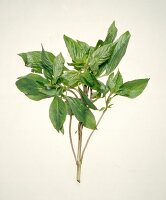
left=69, top=114, right=77, bottom=163
left=81, top=109, right=107, bottom=161
left=76, top=122, right=83, bottom=183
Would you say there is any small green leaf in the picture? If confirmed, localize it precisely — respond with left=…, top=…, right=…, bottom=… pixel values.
left=105, top=31, right=131, bottom=74
left=104, top=21, right=118, bottom=44
left=106, top=71, right=123, bottom=94
left=106, top=72, right=114, bottom=87
left=99, top=107, right=105, bottom=111
left=49, top=96, right=67, bottom=132
left=113, top=70, right=123, bottom=92
left=78, top=88, right=97, bottom=110
left=66, top=97, right=96, bottom=129
left=94, top=40, right=104, bottom=50
left=88, top=43, right=114, bottom=73
left=61, top=70, right=80, bottom=87
left=15, top=73, right=49, bottom=101
left=63, top=35, right=90, bottom=64
left=91, top=91, right=101, bottom=99
left=117, top=78, right=149, bottom=98
left=53, top=53, right=64, bottom=83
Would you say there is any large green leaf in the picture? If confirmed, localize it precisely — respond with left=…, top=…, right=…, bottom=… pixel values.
left=105, top=31, right=131, bottom=74
left=66, top=97, right=96, bottom=129
left=88, top=43, right=114, bottom=73
left=49, top=96, right=67, bottom=132
left=15, top=73, right=50, bottom=100
left=78, top=88, right=97, bottom=110
left=53, top=53, right=64, bottom=83
left=18, top=51, right=43, bottom=73
left=18, top=50, right=55, bottom=75
left=61, top=70, right=80, bottom=87
left=63, top=35, right=90, bottom=65
left=104, top=21, right=118, bottom=45
left=117, top=78, right=149, bottom=98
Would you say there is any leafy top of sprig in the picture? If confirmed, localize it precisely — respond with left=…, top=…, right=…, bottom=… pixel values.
left=16, top=21, right=149, bottom=133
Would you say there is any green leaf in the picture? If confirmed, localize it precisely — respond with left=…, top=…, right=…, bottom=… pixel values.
left=104, top=21, right=118, bottom=44
left=39, top=87, right=63, bottom=96
left=88, top=43, right=114, bottom=73
left=105, top=31, right=131, bottom=74
left=117, top=78, right=149, bottom=98
left=65, top=101, right=73, bottom=115
left=78, top=88, right=97, bottom=110
left=94, top=40, right=104, bottom=50
left=53, top=53, right=64, bottom=83
left=18, top=51, right=43, bottom=73
left=80, top=72, right=100, bottom=91
left=16, top=73, right=50, bottom=101
left=80, top=72, right=106, bottom=94
left=63, top=35, right=90, bottom=64
left=61, top=70, right=80, bottom=87
left=106, top=71, right=123, bottom=93
left=49, top=96, right=67, bottom=132
left=41, top=45, right=55, bottom=70
left=66, top=97, right=96, bottom=129
left=113, top=70, right=123, bottom=92
left=18, top=49, right=56, bottom=80
left=91, top=91, right=101, bottom=99
left=99, top=107, right=105, bottom=111
left=41, top=45, right=56, bottom=80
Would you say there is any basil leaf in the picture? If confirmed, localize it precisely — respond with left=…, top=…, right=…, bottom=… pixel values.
left=16, top=73, right=50, bottom=101
left=106, top=70, right=123, bottom=93
left=49, top=96, right=67, bottom=132
left=106, top=31, right=131, bottom=74
left=66, top=97, right=96, bottom=129
left=18, top=51, right=42, bottom=73
left=53, top=53, right=64, bottom=83
left=61, top=70, right=80, bottom=87
left=65, top=101, right=73, bottom=115
left=41, top=45, right=55, bottom=70
left=18, top=49, right=56, bottom=79
left=94, top=40, right=104, bottom=50
left=39, top=88, right=62, bottom=96
left=63, top=35, right=90, bottom=64
left=104, top=21, right=118, bottom=44
left=113, top=70, right=123, bottom=92
left=117, top=78, right=149, bottom=98
left=80, top=72, right=101, bottom=91
left=40, top=45, right=55, bottom=79
left=88, top=43, right=114, bottom=73
left=78, top=88, right=97, bottom=110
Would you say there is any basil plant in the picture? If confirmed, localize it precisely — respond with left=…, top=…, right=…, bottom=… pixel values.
left=16, top=22, right=149, bottom=183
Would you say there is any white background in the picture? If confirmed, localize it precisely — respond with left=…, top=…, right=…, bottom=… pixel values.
left=0, top=0, right=166, bottom=199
